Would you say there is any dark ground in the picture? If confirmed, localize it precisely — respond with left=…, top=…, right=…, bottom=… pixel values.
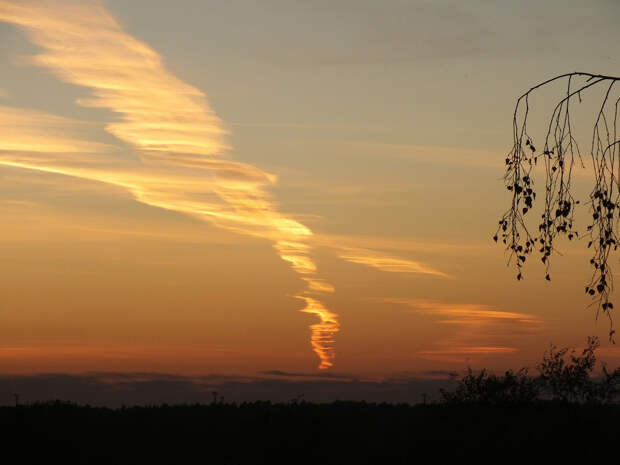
left=1, top=401, right=618, bottom=464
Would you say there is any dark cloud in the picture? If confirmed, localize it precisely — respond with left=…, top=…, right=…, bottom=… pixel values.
left=421, top=370, right=460, bottom=379
left=259, top=370, right=353, bottom=379
left=0, top=372, right=455, bottom=407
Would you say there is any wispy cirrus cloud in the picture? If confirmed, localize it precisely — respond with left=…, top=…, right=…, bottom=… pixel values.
left=0, top=105, right=113, bottom=159
left=335, top=247, right=450, bottom=278
left=0, top=0, right=337, bottom=369
left=386, top=298, right=542, bottom=362
left=0, top=0, right=460, bottom=369
left=0, top=0, right=229, bottom=158
left=316, top=233, right=487, bottom=256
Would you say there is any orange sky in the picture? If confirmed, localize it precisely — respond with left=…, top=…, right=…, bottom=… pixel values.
left=1, top=0, right=619, bottom=378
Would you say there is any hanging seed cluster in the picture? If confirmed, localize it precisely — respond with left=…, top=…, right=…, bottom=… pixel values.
left=494, top=73, right=620, bottom=340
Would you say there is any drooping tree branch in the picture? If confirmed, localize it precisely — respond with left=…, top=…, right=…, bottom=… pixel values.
left=495, top=72, right=620, bottom=340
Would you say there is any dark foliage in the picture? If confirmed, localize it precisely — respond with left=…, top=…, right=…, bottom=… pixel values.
left=442, top=336, right=620, bottom=404
left=440, top=367, right=539, bottom=404
left=1, top=400, right=619, bottom=464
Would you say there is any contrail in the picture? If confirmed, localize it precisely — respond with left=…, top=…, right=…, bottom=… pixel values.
left=0, top=0, right=451, bottom=370
left=0, top=0, right=338, bottom=369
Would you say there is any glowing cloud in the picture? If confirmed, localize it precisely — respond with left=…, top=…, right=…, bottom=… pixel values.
left=0, top=105, right=112, bottom=158
left=316, top=233, right=487, bottom=256
left=0, top=0, right=228, bottom=158
left=387, top=298, right=542, bottom=361
left=0, top=0, right=456, bottom=370
left=295, top=296, right=339, bottom=370
left=337, top=247, right=450, bottom=278
left=0, top=0, right=337, bottom=369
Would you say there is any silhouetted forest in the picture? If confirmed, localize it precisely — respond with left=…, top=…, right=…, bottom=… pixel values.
left=2, top=400, right=619, bottom=464
left=2, top=338, right=619, bottom=464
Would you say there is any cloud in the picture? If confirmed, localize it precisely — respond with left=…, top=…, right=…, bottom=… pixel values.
left=295, top=296, right=339, bottom=370
left=301, top=278, right=335, bottom=294
left=386, top=298, right=542, bottom=362
left=0, top=104, right=113, bottom=158
left=0, top=1, right=482, bottom=369
left=335, top=246, right=450, bottom=278
left=0, top=0, right=338, bottom=369
left=0, top=0, right=229, bottom=157
left=418, top=346, right=518, bottom=358
left=0, top=372, right=454, bottom=406
left=259, top=370, right=351, bottom=380
left=419, top=370, right=459, bottom=379
left=316, top=233, right=487, bottom=256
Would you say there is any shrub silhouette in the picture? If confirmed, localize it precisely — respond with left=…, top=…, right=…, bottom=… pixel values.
left=597, top=363, right=620, bottom=403
left=537, top=336, right=598, bottom=402
left=442, top=336, right=619, bottom=404
left=440, top=367, right=539, bottom=404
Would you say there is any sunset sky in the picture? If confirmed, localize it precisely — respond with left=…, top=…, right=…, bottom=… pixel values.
left=1, top=0, right=619, bottom=382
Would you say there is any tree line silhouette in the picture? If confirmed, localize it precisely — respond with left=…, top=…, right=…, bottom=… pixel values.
left=1, top=338, right=618, bottom=464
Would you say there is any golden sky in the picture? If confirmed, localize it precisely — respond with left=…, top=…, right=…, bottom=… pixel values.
left=1, top=0, right=619, bottom=378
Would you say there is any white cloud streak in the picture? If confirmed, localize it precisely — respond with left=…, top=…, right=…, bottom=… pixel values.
left=0, top=0, right=457, bottom=369
left=0, top=0, right=338, bottom=369
left=387, top=298, right=542, bottom=362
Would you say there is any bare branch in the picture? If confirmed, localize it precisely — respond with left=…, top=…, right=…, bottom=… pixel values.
left=495, top=72, right=620, bottom=341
